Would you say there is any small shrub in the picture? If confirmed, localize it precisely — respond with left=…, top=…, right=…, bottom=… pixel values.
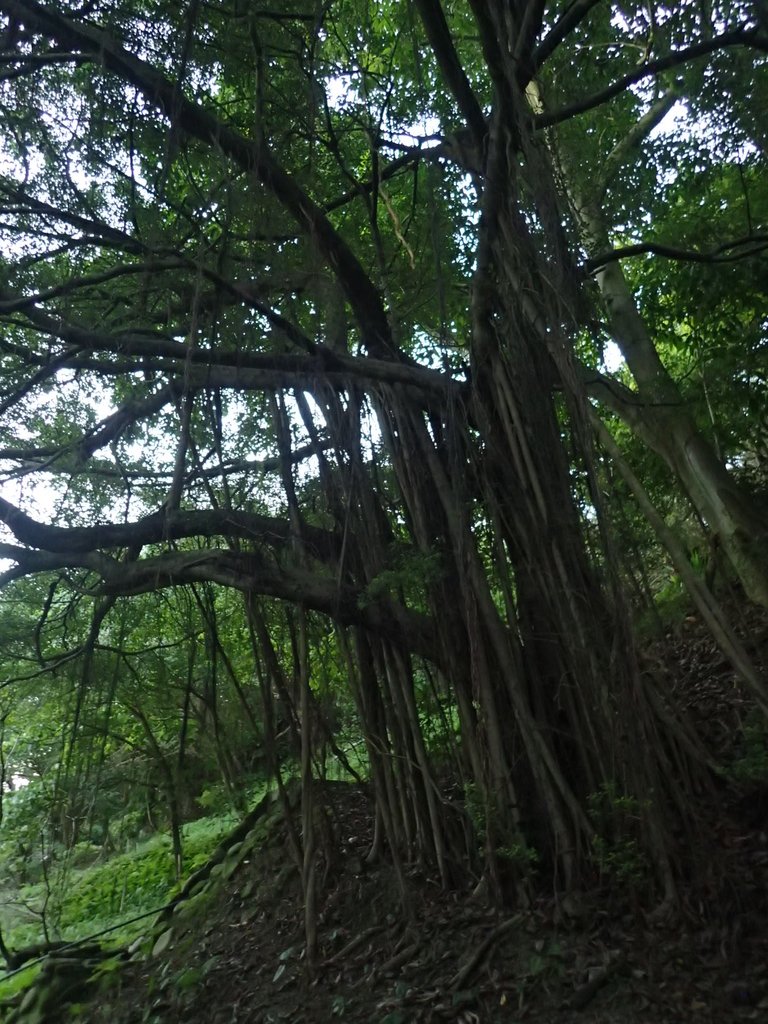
left=497, top=843, right=539, bottom=874
left=588, top=782, right=651, bottom=884
left=727, top=712, right=768, bottom=783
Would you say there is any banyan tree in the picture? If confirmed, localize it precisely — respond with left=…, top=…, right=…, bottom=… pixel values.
left=0, top=0, right=766, bottom=923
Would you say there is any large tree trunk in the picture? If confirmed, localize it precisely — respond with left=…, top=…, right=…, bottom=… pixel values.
left=576, top=200, right=768, bottom=607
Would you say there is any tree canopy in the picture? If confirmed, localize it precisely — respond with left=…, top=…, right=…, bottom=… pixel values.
left=0, top=0, right=766, bottom=926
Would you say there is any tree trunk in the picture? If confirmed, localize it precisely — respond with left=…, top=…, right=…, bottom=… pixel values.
left=576, top=199, right=768, bottom=607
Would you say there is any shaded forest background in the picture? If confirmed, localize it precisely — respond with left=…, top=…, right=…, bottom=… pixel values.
left=0, top=0, right=767, bottom=965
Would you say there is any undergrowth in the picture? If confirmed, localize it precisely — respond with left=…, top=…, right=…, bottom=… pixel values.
left=0, top=806, right=247, bottom=960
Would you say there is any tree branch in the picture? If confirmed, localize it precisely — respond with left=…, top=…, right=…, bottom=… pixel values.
left=7, top=302, right=457, bottom=393
left=78, top=387, right=178, bottom=461
left=596, top=90, right=678, bottom=197
left=536, top=27, right=768, bottom=128
left=93, top=550, right=443, bottom=666
left=0, top=442, right=328, bottom=481
left=0, top=542, right=116, bottom=584
left=0, top=261, right=189, bottom=314
left=0, top=345, right=79, bottom=416
left=529, top=0, right=603, bottom=79
left=0, top=520, right=442, bottom=666
left=413, top=0, right=487, bottom=149
left=0, top=384, right=177, bottom=469
left=585, top=235, right=768, bottom=273
left=323, top=148, right=423, bottom=214
left=0, top=0, right=397, bottom=358
left=578, top=363, right=650, bottom=433
left=0, top=497, right=343, bottom=562
left=592, top=414, right=768, bottom=705
left=513, top=0, right=548, bottom=81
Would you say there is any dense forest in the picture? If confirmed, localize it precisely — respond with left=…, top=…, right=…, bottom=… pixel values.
left=0, top=0, right=767, bottom=1018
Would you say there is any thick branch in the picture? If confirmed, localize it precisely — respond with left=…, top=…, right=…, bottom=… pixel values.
left=0, top=497, right=341, bottom=562
left=9, top=303, right=457, bottom=393
left=0, top=180, right=148, bottom=254
left=0, top=261, right=187, bottom=314
left=513, top=0, right=548, bottom=80
left=94, top=550, right=443, bottom=666
left=413, top=0, right=487, bottom=148
left=0, top=537, right=442, bottom=667
left=529, top=0, right=602, bottom=79
left=0, top=0, right=396, bottom=358
left=597, top=91, right=678, bottom=197
left=0, top=443, right=329, bottom=482
left=585, top=235, right=768, bottom=272
left=592, top=415, right=768, bottom=707
left=0, top=345, right=77, bottom=416
left=0, top=383, right=177, bottom=467
left=537, top=28, right=768, bottom=128
left=579, top=361, right=702, bottom=461
left=0, top=542, right=115, bottom=583
left=324, top=149, right=423, bottom=214
left=79, top=386, right=178, bottom=460
left=579, top=363, right=651, bottom=434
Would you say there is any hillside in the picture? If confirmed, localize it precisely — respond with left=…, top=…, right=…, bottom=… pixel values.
left=3, top=610, right=768, bottom=1024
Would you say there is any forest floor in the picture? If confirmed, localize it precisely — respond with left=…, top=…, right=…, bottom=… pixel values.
left=11, top=603, right=768, bottom=1024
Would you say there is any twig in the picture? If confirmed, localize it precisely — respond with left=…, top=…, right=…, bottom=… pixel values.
left=370, top=940, right=420, bottom=982
left=322, top=924, right=385, bottom=967
left=562, top=952, right=625, bottom=1011
left=450, top=915, right=522, bottom=991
